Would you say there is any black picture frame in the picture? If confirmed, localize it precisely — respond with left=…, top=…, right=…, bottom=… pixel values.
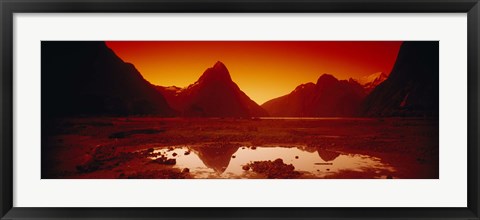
left=1, top=0, right=479, bottom=219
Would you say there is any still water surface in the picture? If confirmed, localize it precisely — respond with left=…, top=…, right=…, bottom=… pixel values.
left=149, top=146, right=396, bottom=178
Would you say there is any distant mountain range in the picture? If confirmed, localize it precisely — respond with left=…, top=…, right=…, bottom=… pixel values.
left=41, top=41, right=438, bottom=118
left=156, top=61, right=268, bottom=117
left=262, top=41, right=438, bottom=117
left=262, top=74, right=367, bottom=117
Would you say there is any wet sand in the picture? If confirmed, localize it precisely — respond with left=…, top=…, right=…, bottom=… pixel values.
left=41, top=117, right=438, bottom=179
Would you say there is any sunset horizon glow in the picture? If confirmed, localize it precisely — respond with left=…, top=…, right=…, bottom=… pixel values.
left=106, top=41, right=402, bottom=104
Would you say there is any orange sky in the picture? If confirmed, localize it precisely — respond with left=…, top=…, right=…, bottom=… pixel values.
left=106, top=41, right=402, bottom=104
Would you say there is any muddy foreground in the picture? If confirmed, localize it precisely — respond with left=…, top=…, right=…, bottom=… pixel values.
left=42, top=117, right=438, bottom=179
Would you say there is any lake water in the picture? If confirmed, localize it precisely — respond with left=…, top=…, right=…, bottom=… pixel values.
left=149, top=146, right=396, bottom=179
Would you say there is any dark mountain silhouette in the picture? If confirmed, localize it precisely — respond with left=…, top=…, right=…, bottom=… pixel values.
left=42, top=41, right=175, bottom=117
left=261, top=74, right=366, bottom=117
left=360, top=41, right=439, bottom=117
left=157, top=61, right=268, bottom=117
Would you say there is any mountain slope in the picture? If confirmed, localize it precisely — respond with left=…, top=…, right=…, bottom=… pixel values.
left=259, top=83, right=316, bottom=117
left=42, top=41, right=175, bottom=117
left=157, top=61, right=268, bottom=117
left=261, top=74, right=366, bottom=117
left=360, top=41, right=439, bottom=117
left=356, top=72, right=389, bottom=94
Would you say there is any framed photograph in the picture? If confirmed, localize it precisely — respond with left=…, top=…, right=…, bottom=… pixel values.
left=1, top=0, right=479, bottom=219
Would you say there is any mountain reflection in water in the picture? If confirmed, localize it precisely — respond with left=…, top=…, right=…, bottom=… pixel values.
left=150, top=146, right=396, bottom=179
left=190, top=144, right=239, bottom=173
left=317, top=149, right=341, bottom=162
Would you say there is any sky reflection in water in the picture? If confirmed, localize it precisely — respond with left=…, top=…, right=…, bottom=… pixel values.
left=151, top=146, right=396, bottom=179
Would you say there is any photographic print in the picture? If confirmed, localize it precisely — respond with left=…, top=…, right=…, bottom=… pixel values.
left=41, top=41, right=439, bottom=179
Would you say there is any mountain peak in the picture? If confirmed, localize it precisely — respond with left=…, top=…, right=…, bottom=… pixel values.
left=356, top=72, right=387, bottom=85
left=293, top=82, right=316, bottom=93
left=316, top=74, right=339, bottom=86
left=213, top=61, right=227, bottom=70
left=159, top=61, right=268, bottom=117
left=355, top=72, right=389, bottom=93
left=198, top=61, right=232, bottom=83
